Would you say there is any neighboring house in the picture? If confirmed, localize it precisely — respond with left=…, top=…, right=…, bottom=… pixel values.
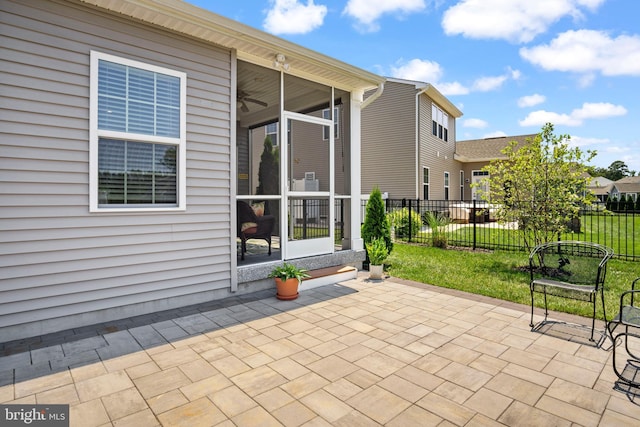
left=361, top=78, right=463, bottom=200
left=586, top=176, right=613, bottom=202
left=1, top=0, right=385, bottom=341
left=609, top=176, right=640, bottom=202
left=454, top=134, right=536, bottom=200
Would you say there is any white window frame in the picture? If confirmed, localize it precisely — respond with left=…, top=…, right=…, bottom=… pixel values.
left=444, top=171, right=450, bottom=201
left=472, top=170, right=489, bottom=201
left=322, top=107, right=339, bottom=141
left=460, top=170, right=464, bottom=201
left=265, top=122, right=278, bottom=146
left=89, top=51, right=187, bottom=212
left=431, top=103, right=448, bottom=142
left=423, top=166, right=430, bottom=200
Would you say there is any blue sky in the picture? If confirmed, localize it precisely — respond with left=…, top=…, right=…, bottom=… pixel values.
left=189, top=0, right=639, bottom=172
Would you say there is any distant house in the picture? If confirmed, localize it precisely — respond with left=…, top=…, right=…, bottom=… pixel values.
left=454, top=134, right=536, bottom=200
left=361, top=78, right=463, bottom=200
left=610, top=176, right=640, bottom=202
left=0, top=0, right=384, bottom=341
left=586, top=176, right=613, bottom=202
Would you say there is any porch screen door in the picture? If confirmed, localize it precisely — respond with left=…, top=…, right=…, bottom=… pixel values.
left=281, top=111, right=334, bottom=259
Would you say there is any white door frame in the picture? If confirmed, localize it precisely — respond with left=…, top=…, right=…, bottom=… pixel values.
left=280, top=111, right=335, bottom=259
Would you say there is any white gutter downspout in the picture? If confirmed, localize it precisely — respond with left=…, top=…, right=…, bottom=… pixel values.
left=415, top=85, right=429, bottom=199
left=361, top=82, right=384, bottom=110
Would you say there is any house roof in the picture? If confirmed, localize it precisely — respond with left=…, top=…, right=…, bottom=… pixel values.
left=612, top=175, right=640, bottom=193
left=588, top=176, right=614, bottom=188
left=78, top=0, right=385, bottom=92
left=454, top=134, right=536, bottom=163
left=385, top=78, right=463, bottom=118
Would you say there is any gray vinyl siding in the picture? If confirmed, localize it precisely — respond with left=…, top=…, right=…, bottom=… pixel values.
left=362, top=81, right=417, bottom=199
left=1, top=0, right=232, bottom=338
left=419, top=95, right=459, bottom=200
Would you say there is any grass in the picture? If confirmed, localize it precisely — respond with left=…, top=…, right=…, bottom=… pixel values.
left=410, top=212, right=640, bottom=260
left=385, top=243, right=640, bottom=321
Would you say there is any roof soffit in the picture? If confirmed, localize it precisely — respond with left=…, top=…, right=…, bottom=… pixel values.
left=78, top=0, right=384, bottom=92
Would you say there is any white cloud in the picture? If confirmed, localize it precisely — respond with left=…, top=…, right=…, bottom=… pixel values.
left=463, top=118, right=489, bottom=129
left=437, top=81, right=470, bottom=96
left=570, top=135, right=609, bottom=148
left=520, top=30, right=640, bottom=77
left=472, top=75, right=508, bottom=92
left=572, top=102, right=627, bottom=120
left=483, top=131, right=508, bottom=138
left=520, top=110, right=577, bottom=127
left=263, top=0, right=327, bottom=35
left=390, top=59, right=520, bottom=96
left=390, top=58, right=443, bottom=82
left=442, top=0, right=605, bottom=43
left=343, top=0, right=425, bottom=32
left=519, top=102, right=627, bottom=127
left=470, top=67, right=521, bottom=92
left=518, top=94, right=546, bottom=108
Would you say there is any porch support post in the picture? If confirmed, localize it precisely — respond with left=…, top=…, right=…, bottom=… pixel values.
left=350, top=89, right=364, bottom=251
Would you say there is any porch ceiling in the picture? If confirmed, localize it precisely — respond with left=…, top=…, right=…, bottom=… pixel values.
left=78, top=0, right=384, bottom=92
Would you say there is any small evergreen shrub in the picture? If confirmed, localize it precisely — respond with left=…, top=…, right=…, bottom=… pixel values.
left=361, top=187, right=392, bottom=255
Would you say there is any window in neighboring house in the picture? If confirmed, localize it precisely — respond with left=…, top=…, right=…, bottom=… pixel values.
left=322, top=107, right=339, bottom=140
left=460, top=170, right=464, bottom=201
left=91, top=51, right=186, bottom=210
left=472, top=170, right=489, bottom=200
left=423, top=167, right=429, bottom=200
left=432, top=103, right=448, bottom=142
left=444, top=171, right=450, bottom=201
left=266, top=122, right=278, bottom=145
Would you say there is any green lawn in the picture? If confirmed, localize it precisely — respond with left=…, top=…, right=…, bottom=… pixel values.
left=385, top=243, right=640, bottom=321
left=431, top=213, right=640, bottom=260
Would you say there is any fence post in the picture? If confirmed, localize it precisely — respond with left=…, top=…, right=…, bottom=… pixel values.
left=408, top=199, right=413, bottom=242
left=472, top=199, right=477, bottom=250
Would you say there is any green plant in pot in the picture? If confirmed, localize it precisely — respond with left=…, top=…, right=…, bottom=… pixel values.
left=365, top=237, right=388, bottom=280
left=268, top=263, right=311, bottom=300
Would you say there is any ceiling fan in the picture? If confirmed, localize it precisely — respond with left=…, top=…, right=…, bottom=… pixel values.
left=237, top=89, right=268, bottom=112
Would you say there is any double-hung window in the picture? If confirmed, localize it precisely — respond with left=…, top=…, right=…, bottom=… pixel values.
left=265, top=122, right=279, bottom=146
left=322, top=107, right=339, bottom=141
left=90, top=51, right=186, bottom=211
left=431, top=104, right=448, bottom=142
left=423, top=167, right=430, bottom=200
left=444, top=172, right=450, bottom=201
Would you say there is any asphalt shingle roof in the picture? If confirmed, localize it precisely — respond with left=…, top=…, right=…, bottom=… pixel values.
left=455, top=134, right=537, bottom=162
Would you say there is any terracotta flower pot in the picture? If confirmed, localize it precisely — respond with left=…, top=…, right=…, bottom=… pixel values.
left=275, top=277, right=300, bottom=300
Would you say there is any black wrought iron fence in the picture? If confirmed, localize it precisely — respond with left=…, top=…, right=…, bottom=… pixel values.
left=361, top=199, right=639, bottom=261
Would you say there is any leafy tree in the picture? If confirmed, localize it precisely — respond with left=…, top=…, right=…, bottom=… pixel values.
left=474, top=123, right=596, bottom=253
left=635, top=195, right=640, bottom=212
left=361, top=187, right=392, bottom=255
left=586, top=161, right=636, bottom=180
left=606, top=160, right=631, bottom=181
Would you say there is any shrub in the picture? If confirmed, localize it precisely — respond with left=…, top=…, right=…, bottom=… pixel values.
left=388, top=208, right=422, bottom=239
left=365, top=237, right=389, bottom=265
left=424, top=211, right=451, bottom=248
left=625, top=194, right=635, bottom=211
left=362, top=187, right=392, bottom=255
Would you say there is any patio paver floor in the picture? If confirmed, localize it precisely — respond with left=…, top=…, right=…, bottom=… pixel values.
left=1, top=273, right=639, bottom=426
